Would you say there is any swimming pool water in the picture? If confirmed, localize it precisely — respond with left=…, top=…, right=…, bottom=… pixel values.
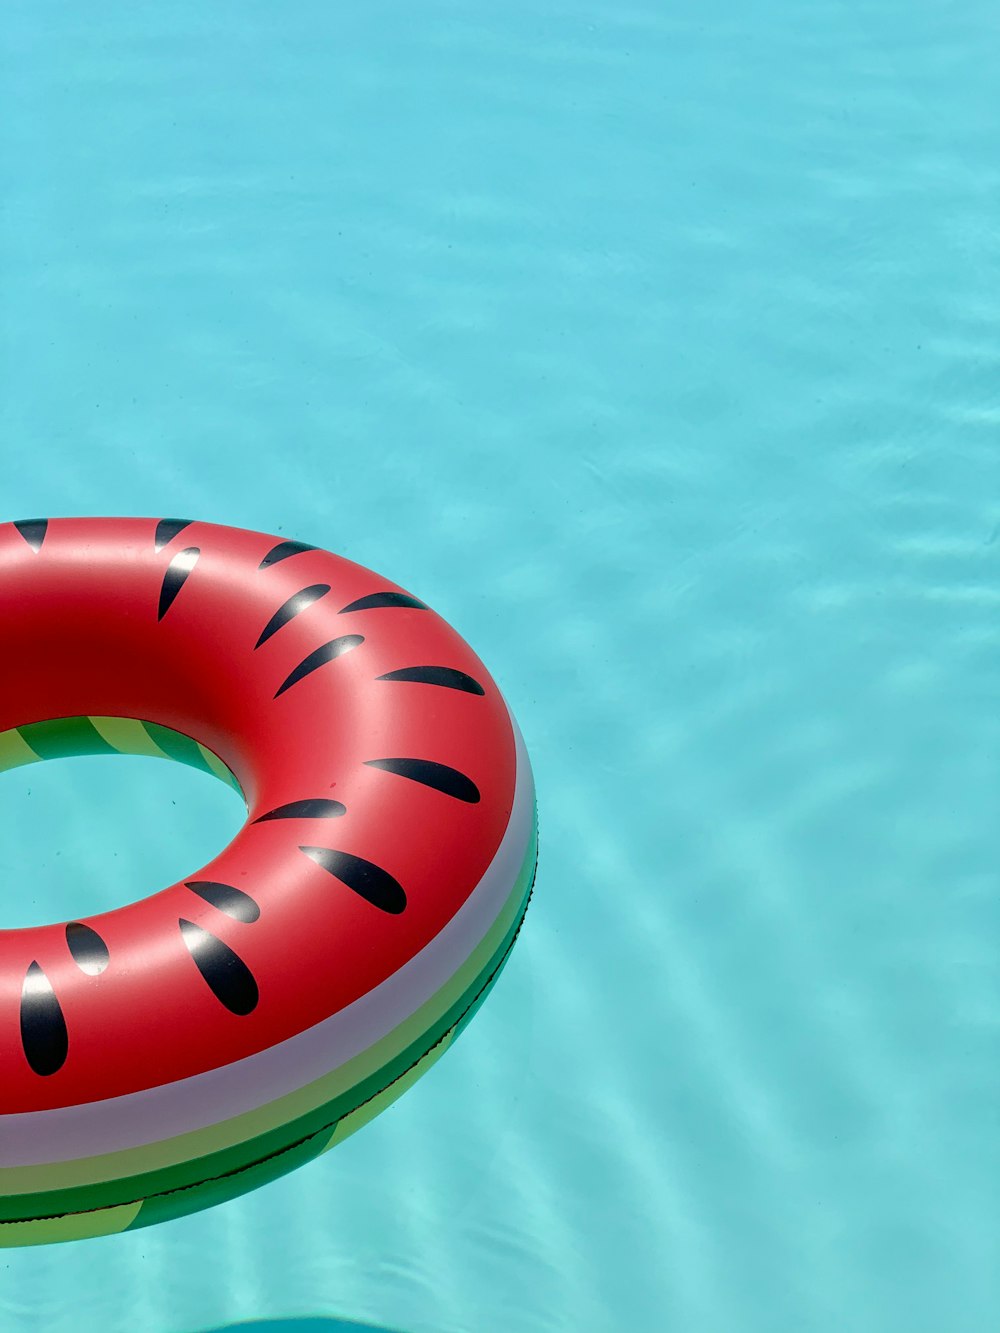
left=1, top=1, right=998, bottom=1330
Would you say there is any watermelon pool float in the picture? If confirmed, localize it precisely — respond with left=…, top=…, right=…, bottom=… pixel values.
left=0, top=517, right=536, bottom=1246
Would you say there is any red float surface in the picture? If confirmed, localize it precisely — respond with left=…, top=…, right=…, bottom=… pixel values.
left=0, top=518, right=516, bottom=1113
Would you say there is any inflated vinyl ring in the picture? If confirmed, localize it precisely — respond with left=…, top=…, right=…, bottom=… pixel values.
left=0, top=517, right=536, bottom=1245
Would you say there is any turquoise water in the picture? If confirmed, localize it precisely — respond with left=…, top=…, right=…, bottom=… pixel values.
left=2, top=0, right=999, bottom=1329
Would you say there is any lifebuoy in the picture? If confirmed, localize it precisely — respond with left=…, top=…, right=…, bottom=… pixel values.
left=0, top=517, right=536, bottom=1245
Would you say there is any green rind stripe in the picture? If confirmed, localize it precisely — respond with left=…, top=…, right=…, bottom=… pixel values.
left=18, top=717, right=118, bottom=761
left=0, top=1199, right=142, bottom=1249
left=0, top=729, right=42, bottom=773
left=88, top=717, right=170, bottom=760
left=322, top=1027, right=458, bottom=1152
left=140, top=721, right=216, bottom=777
left=126, top=1125, right=333, bottom=1234
left=196, top=741, right=245, bottom=798
left=0, top=818, right=536, bottom=1223
left=0, top=718, right=242, bottom=794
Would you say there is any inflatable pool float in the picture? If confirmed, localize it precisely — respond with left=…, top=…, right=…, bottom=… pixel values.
left=0, top=517, right=536, bottom=1245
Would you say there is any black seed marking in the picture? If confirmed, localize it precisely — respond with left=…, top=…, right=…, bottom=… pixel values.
left=65, top=922, right=110, bottom=975
left=253, top=798, right=347, bottom=822
left=20, top=962, right=68, bottom=1075
left=339, top=591, right=428, bottom=613
left=274, top=635, right=364, bottom=697
left=299, top=846, right=407, bottom=914
left=255, top=583, right=331, bottom=649
left=377, top=665, right=485, bottom=695
left=154, top=518, right=193, bottom=551
left=158, top=546, right=200, bottom=620
left=180, top=919, right=259, bottom=1014
left=186, top=880, right=261, bottom=924
left=258, top=539, right=318, bottom=570
left=364, top=757, right=481, bottom=803
left=13, top=519, right=47, bottom=552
